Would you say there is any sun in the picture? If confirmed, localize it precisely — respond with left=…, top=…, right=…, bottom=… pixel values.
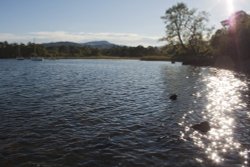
left=227, top=0, right=235, bottom=15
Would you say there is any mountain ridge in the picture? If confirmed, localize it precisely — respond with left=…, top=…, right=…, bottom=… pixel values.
left=42, top=40, right=118, bottom=49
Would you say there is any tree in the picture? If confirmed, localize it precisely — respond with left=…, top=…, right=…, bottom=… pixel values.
left=210, top=11, right=250, bottom=70
left=161, top=2, right=213, bottom=56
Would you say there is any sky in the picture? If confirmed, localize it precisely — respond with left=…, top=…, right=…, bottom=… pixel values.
left=0, top=0, right=250, bottom=46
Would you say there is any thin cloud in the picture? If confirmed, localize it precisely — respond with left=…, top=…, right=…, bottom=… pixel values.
left=0, top=31, right=162, bottom=47
left=0, top=33, right=31, bottom=42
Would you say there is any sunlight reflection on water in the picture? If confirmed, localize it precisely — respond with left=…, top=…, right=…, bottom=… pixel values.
left=180, top=69, right=249, bottom=166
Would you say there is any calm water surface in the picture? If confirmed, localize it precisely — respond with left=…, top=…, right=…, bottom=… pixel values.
left=0, top=59, right=250, bottom=167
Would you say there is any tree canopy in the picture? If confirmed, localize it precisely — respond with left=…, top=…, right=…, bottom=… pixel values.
left=161, top=2, right=213, bottom=57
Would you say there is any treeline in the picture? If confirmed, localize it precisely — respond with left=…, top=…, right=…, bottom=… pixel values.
left=0, top=42, right=161, bottom=59
left=161, top=3, right=250, bottom=72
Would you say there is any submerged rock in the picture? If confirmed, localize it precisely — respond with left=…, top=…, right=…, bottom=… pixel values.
left=192, top=121, right=211, bottom=133
left=169, top=94, right=177, bottom=100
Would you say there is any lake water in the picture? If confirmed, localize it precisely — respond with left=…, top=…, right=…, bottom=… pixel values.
left=0, top=59, right=250, bottom=167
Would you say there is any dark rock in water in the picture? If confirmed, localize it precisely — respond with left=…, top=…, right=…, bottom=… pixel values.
left=192, top=121, right=211, bottom=133
left=169, top=94, right=177, bottom=100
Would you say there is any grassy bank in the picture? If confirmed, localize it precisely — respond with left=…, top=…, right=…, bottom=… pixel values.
left=140, top=55, right=172, bottom=61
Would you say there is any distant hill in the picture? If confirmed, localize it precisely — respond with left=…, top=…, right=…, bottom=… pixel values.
left=42, top=41, right=81, bottom=47
left=82, top=41, right=117, bottom=49
left=42, top=41, right=117, bottom=49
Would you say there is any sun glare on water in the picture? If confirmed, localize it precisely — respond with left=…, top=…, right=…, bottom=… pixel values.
left=179, top=69, right=249, bottom=166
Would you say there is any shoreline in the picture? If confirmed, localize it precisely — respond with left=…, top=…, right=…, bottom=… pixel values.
left=4, top=56, right=250, bottom=74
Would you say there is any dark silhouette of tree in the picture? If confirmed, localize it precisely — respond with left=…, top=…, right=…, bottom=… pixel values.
left=161, top=2, right=213, bottom=57
left=210, top=10, right=250, bottom=71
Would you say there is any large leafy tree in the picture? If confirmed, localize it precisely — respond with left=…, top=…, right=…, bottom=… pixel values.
left=161, top=3, right=213, bottom=56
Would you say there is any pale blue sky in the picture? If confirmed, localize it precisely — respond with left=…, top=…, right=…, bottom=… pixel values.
left=0, top=0, right=249, bottom=46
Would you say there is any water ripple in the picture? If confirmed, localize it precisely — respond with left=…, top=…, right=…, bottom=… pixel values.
left=0, top=60, right=250, bottom=166
left=180, top=68, right=250, bottom=166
